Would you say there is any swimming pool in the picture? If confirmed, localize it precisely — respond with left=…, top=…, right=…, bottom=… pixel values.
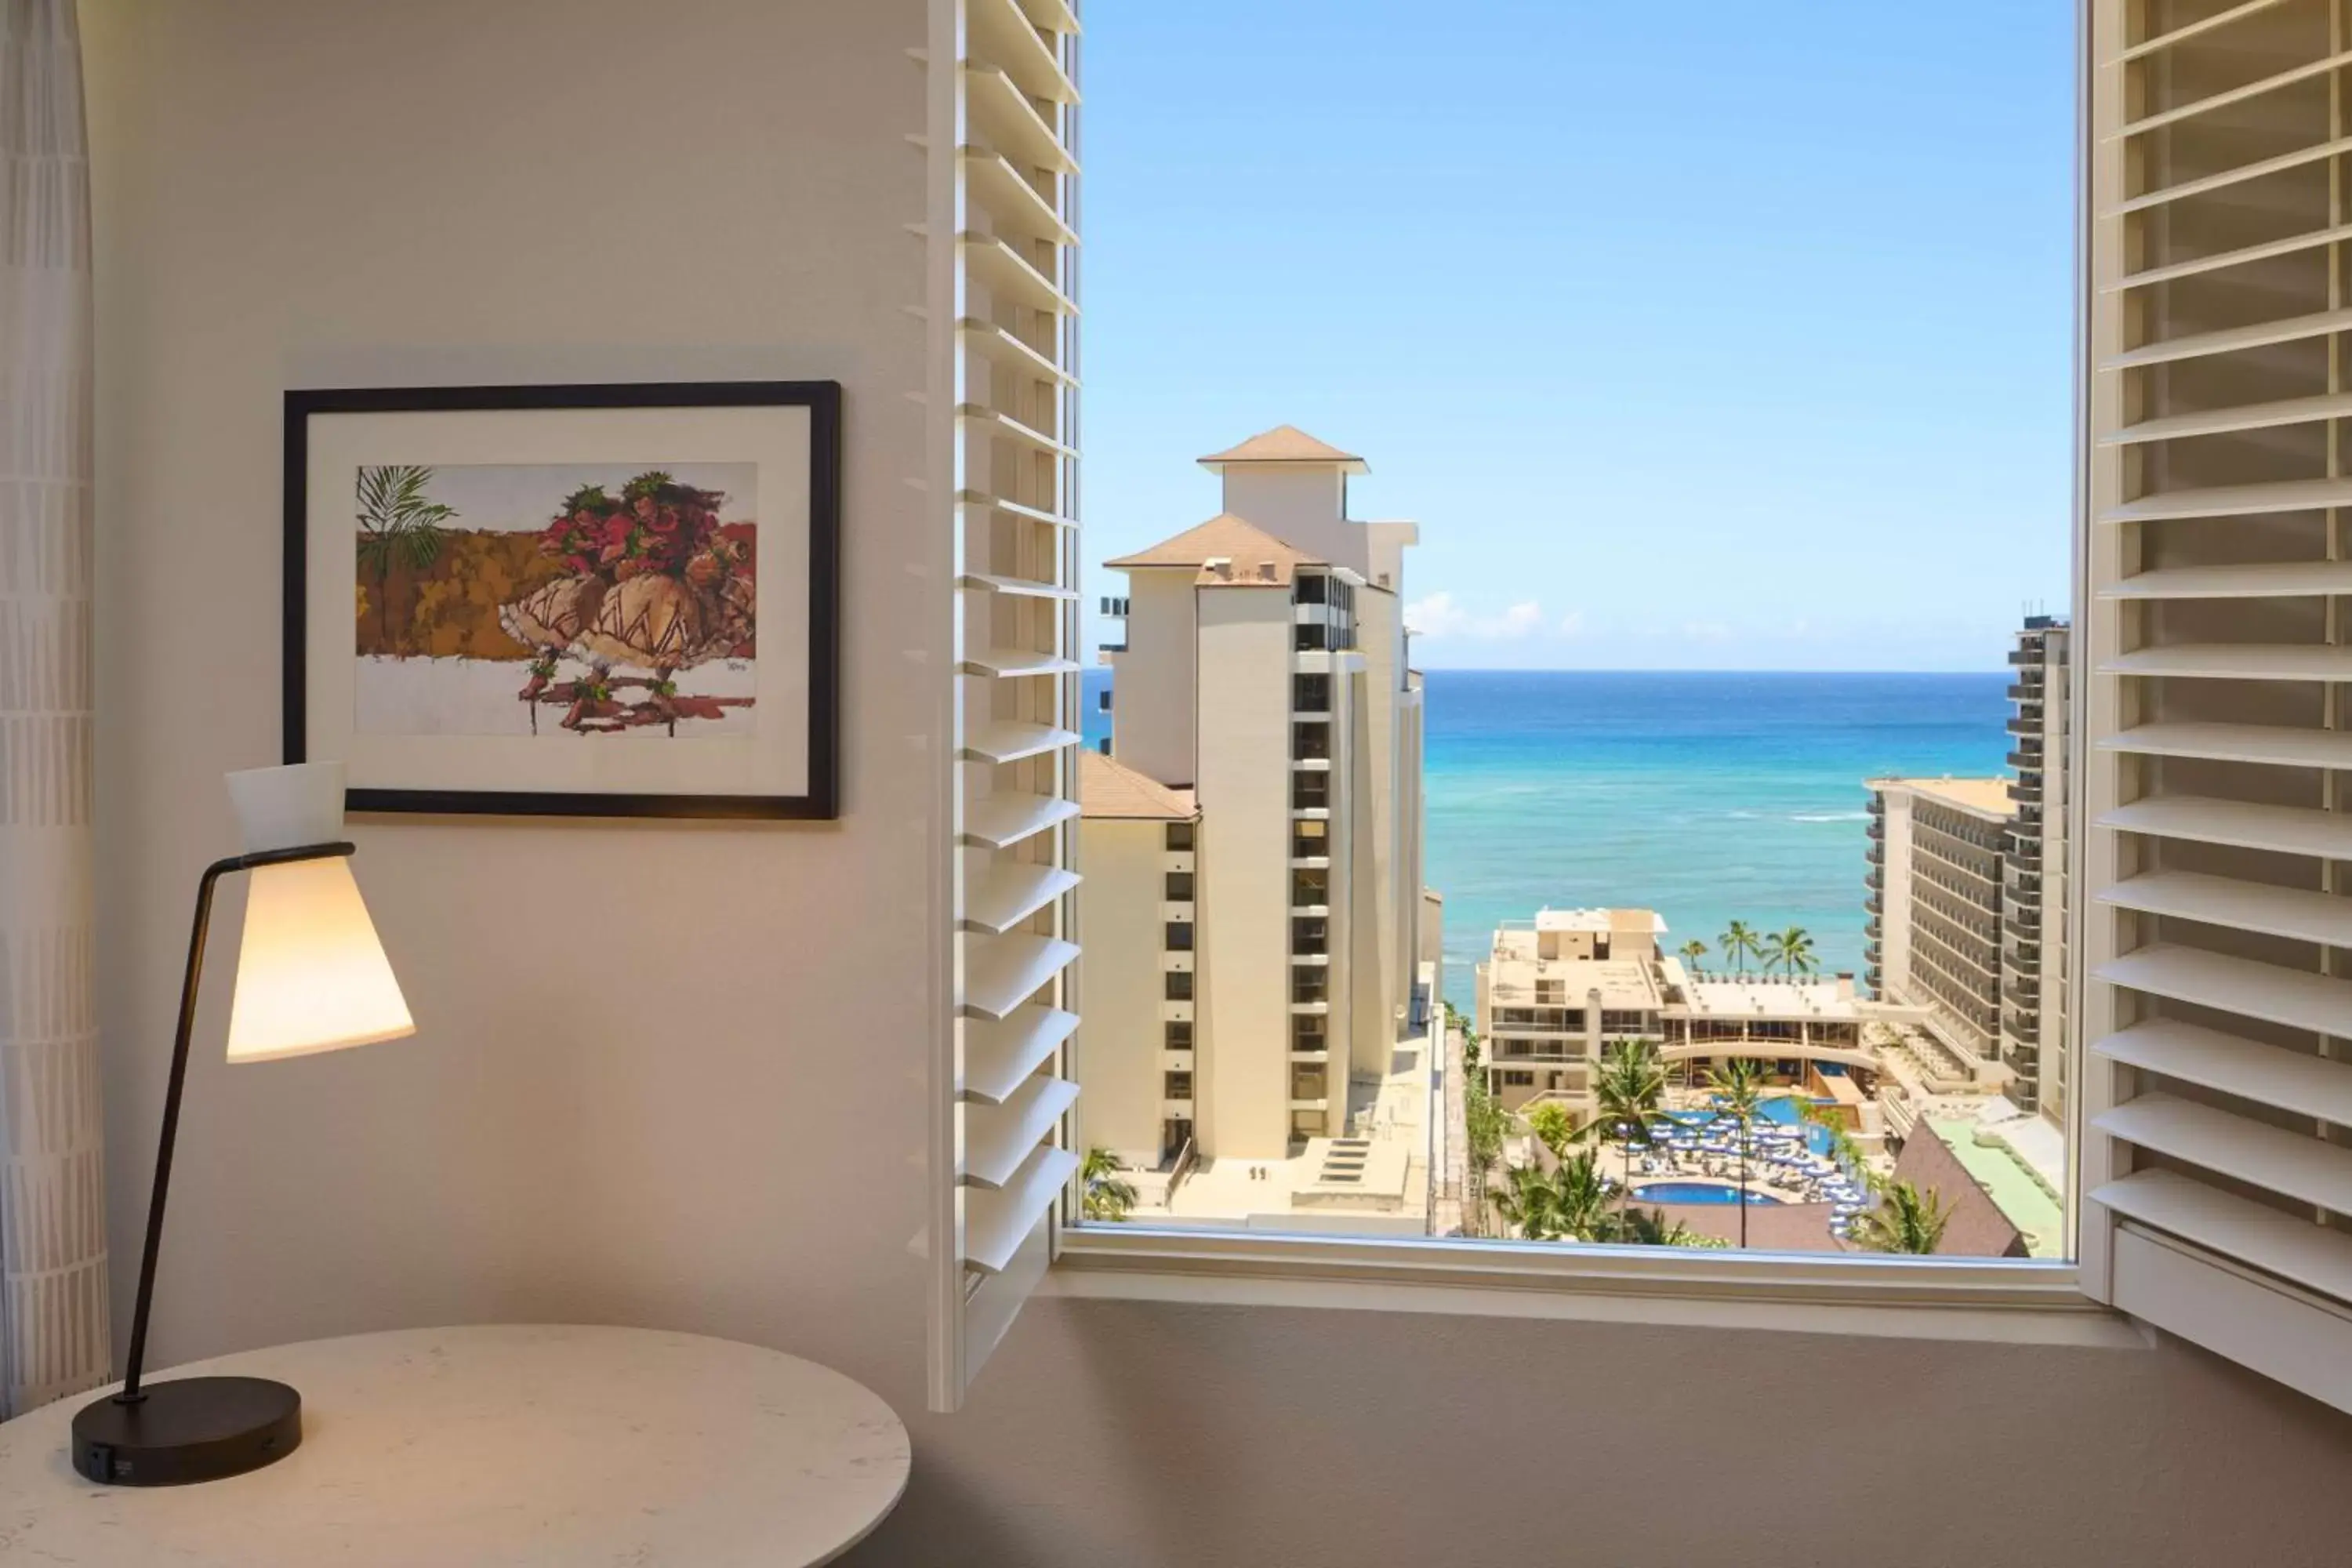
left=1663, top=1098, right=1838, bottom=1157
left=1631, top=1181, right=1786, bottom=1207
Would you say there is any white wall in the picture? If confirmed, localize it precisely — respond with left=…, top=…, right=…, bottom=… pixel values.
left=1218, top=464, right=1361, bottom=572
left=1192, top=586, right=1293, bottom=1158
left=76, top=6, right=2352, bottom=1566
left=1106, top=569, right=1196, bottom=786
left=1074, top=815, right=1171, bottom=1166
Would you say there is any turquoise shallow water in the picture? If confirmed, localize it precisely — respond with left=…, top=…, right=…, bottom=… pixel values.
left=1082, top=668, right=2010, bottom=1014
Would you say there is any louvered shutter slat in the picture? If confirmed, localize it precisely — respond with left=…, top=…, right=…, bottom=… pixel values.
left=2093, top=1019, right=2352, bottom=1127
left=928, top=0, right=1081, bottom=1413
left=2085, top=0, right=2352, bottom=1411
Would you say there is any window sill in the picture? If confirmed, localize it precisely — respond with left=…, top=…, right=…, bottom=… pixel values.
left=1048, top=1225, right=2147, bottom=1349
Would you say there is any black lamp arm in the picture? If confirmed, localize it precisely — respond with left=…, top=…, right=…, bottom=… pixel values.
left=117, top=839, right=356, bottom=1403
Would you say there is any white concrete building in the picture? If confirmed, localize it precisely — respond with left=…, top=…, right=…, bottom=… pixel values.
left=1865, top=776, right=2013, bottom=1079
left=1086, top=427, right=1432, bottom=1170
left=1074, top=751, right=1200, bottom=1170
left=1474, top=908, right=1886, bottom=1117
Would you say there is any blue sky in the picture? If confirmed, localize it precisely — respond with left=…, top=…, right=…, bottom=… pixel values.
left=1078, top=1, right=2074, bottom=671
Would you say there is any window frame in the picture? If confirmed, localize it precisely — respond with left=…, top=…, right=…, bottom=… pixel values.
left=1044, top=0, right=2107, bottom=1334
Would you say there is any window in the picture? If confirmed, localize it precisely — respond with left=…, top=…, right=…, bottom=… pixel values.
left=1290, top=1066, right=1326, bottom=1101
left=923, top=1, right=2267, bottom=1429
left=1163, top=1071, right=1193, bottom=1101
left=1164, top=1020, right=1192, bottom=1051
left=1165, top=821, right=1194, bottom=852
left=1164, top=970, right=1192, bottom=1002
left=1164, top=871, right=1194, bottom=902
left=1163, top=921, right=1193, bottom=953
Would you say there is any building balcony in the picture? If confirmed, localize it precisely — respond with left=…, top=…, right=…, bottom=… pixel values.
left=2006, top=747, right=2043, bottom=771
left=1864, top=891, right=1882, bottom=916
left=1867, top=817, right=1885, bottom=841
left=2009, top=778, right=2042, bottom=805
left=1867, top=841, right=1885, bottom=866
left=1865, top=868, right=1884, bottom=891
left=2006, top=646, right=2041, bottom=666
left=1864, top=916, right=1882, bottom=939
left=2006, top=714, right=2042, bottom=739
left=2007, top=681, right=2043, bottom=703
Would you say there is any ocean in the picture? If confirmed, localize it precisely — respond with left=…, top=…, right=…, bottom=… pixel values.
left=1080, top=669, right=2012, bottom=1014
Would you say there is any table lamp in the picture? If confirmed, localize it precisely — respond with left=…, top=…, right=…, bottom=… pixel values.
left=71, top=761, right=412, bottom=1486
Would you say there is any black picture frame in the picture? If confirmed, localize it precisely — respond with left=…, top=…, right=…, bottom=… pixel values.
left=285, top=381, right=840, bottom=820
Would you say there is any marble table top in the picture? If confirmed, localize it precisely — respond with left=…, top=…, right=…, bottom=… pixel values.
left=0, top=1323, right=909, bottom=1566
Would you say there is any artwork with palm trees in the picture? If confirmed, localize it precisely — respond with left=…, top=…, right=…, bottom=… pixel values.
left=350, top=462, right=760, bottom=738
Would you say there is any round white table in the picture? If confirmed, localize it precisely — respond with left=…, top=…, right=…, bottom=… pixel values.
left=0, top=1324, right=909, bottom=1566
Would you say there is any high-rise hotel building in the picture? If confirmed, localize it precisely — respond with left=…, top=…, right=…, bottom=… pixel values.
left=1999, top=616, right=2070, bottom=1122
left=1864, top=776, right=2014, bottom=1074
left=1079, top=427, right=1429, bottom=1166
left=1864, top=616, right=2072, bottom=1122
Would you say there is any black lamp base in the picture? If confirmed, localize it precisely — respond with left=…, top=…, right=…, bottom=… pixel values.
left=71, top=1376, right=302, bottom=1486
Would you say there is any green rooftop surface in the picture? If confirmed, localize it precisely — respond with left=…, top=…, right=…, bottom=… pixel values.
left=1926, top=1118, right=2064, bottom=1259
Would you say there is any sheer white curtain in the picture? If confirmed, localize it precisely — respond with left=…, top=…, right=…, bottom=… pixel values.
left=0, top=0, right=107, bottom=1415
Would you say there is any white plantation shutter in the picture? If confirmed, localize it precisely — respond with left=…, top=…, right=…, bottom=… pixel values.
left=922, top=0, right=1083, bottom=1413
left=2085, top=0, right=2352, bottom=1412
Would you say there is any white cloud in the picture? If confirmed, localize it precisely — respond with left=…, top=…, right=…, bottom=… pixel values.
left=1557, top=610, right=1587, bottom=637
left=1406, top=592, right=1545, bottom=641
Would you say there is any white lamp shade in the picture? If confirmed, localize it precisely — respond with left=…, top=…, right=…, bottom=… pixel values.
left=220, top=761, right=413, bottom=1063
left=225, top=857, right=414, bottom=1063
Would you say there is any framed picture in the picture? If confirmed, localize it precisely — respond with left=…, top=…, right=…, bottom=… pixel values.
left=285, top=382, right=839, bottom=819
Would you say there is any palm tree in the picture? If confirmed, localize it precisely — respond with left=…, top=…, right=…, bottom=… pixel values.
left=1522, top=1102, right=1578, bottom=1164
left=355, top=464, right=456, bottom=655
left=1720, top=920, right=1759, bottom=978
left=1462, top=1072, right=1508, bottom=1236
left=1576, top=1038, right=1667, bottom=1229
left=1550, top=1149, right=1614, bottom=1242
left=1495, top=1163, right=1565, bottom=1240
left=1678, top=938, right=1708, bottom=977
left=1496, top=1149, right=1616, bottom=1243
left=1080, top=1147, right=1138, bottom=1222
left=1602, top=1207, right=1717, bottom=1248
left=1795, top=1096, right=1878, bottom=1192
left=1852, top=1180, right=1952, bottom=1254
left=1708, top=1057, right=1768, bottom=1248
left=1775, top=925, right=1818, bottom=980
